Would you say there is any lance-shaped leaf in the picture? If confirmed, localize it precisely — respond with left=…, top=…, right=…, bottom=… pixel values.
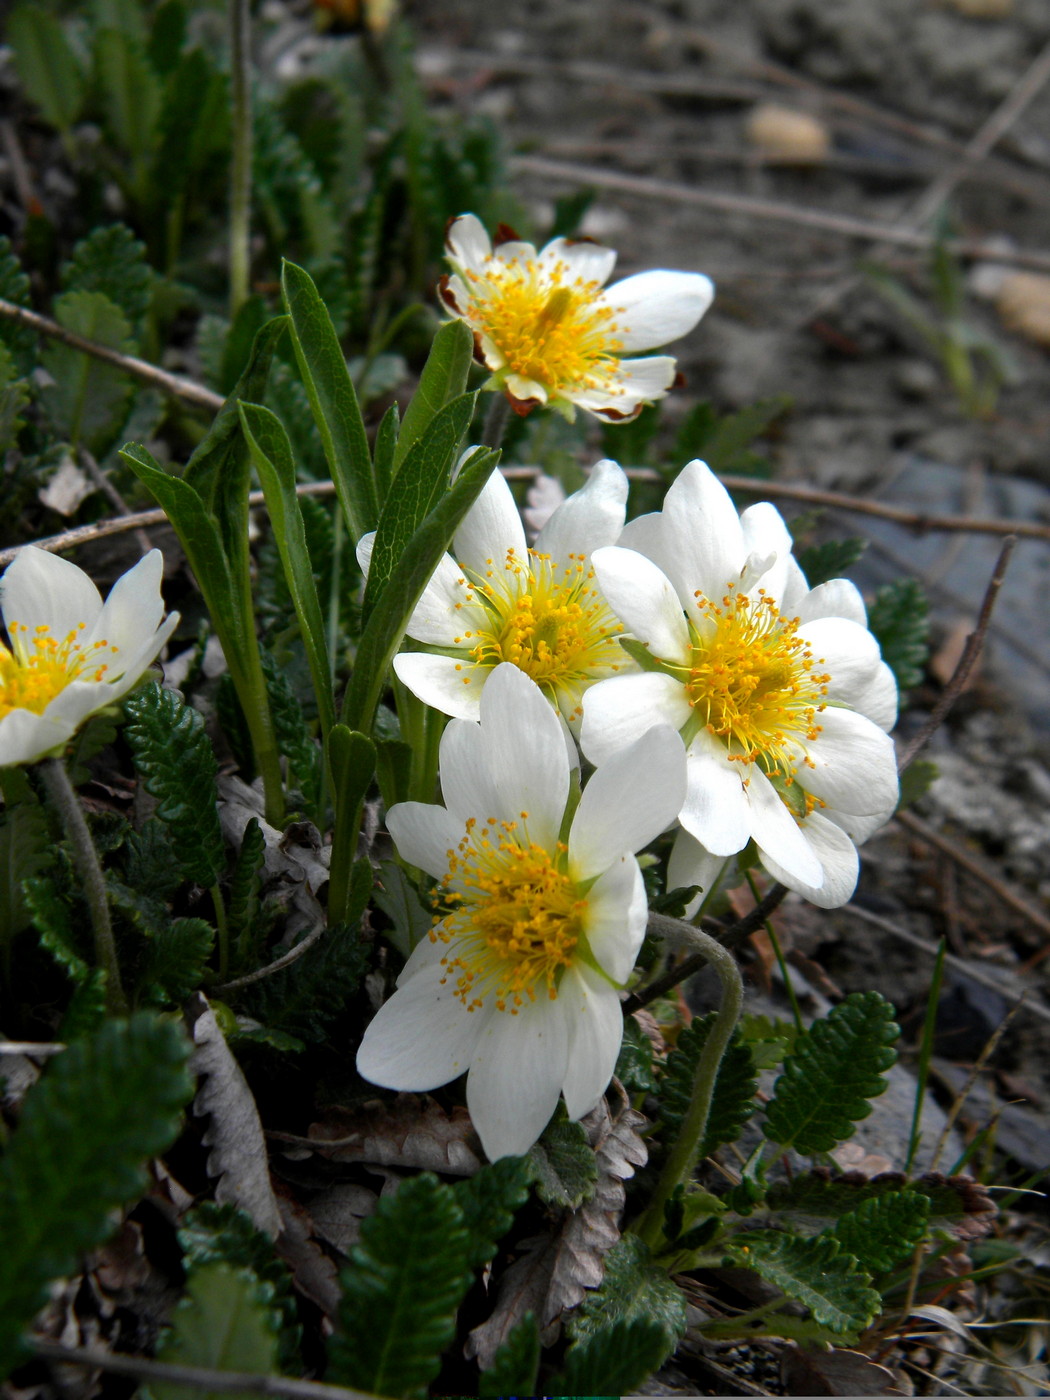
left=329, top=1172, right=473, bottom=1400
left=831, top=1190, right=930, bottom=1275
left=0, top=1013, right=193, bottom=1376
left=152, top=1262, right=281, bottom=1400
left=731, top=1231, right=881, bottom=1336
left=660, top=1012, right=758, bottom=1158
left=372, top=401, right=399, bottom=505
left=282, top=258, right=376, bottom=540
left=552, top=1318, right=671, bottom=1397
left=239, top=402, right=335, bottom=740
left=763, top=991, right=899, bottom=1155
left=7, top=8, right=85, bottom=143
left=393, top=316, right=474, bottom=474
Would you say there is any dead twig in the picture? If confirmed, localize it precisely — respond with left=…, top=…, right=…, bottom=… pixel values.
left=928, top=997, right=1025, bottom=1174
left=211, top=923, right=326, bottom=994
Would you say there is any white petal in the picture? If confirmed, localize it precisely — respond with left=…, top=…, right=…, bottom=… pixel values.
left=569, top=725, right=685, bottom=880
left=478, top=664, right=568, bottom=849
left=392, top=652, right=486, bottom=720
left=534, top=458, right=628, bottom=562
left=504, top=373, right=547, bottom=406
left=1, top=547, right=102, bottom=638
left=803, top=707, right=899, bottom=817
left=590, top=546, right=691, bottom=663
left=559, top=963, right=625, bottom=1120
left=859, top=661, right=899, bottom=732
left=661, top=460, right=745, bottom=603
left=570, top=357, right=677, bottom=419
left=666, top=829, right=731, bottom=914
left=617, top=510, right=664, bottom=563
left=745, top=768, right=824, bottom=888
left=799, top=616, right=884, bottom=703
left=356, top=531, right=375, bottom=574
left=467, top=995, right=570, bottom=1159
left=581, top=855, right=647, bottom=986
left=356, top=960, right=488, bottom=1091
left=404, top=554, right=489, bottom=646
left=678, top=736, right=751, bottom=856
left=598, top=270, right=714, bottom=351
left=445, top=213, right=492, bottom=271
left=437, top=716, right=503, bottom=826
left=452, top=469, right=527, bottom=574
left=491, top=237, right=540, bottom=270
left=86, top=551, right=165, bottom=659
left=537, top=236, right=617, bottom=288
left=739, top=502, right=793, bottom=601
left=91, top=610, right=180, bottom=703
left=759, top=809, right=858, bottom=908
left=797, top=577, right=868, bottom=626
left=386, top=800, right=463, bottom=880
left=0, top=707, right=75, bottom=767
left=580, top=672, right=692, bottom=765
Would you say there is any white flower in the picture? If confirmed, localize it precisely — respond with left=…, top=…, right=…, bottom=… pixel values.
left=359, top=459, right=634, bottom=733
left=0, top=547, right=180, bottom=767
left=356, top=663, right=686, bottom=1161
left=580, top=461, right=899, bottom=909
left=439, top=213, right=714, bottom=422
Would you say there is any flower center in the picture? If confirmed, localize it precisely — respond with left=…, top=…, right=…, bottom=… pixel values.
left=434, top=817, right=587, bottom=1013
left=452, top=548, right=625, bottom=718
left=465, top=257, right=623, bottom=392
left=683, top=585, right=830, bottom=778
left=0, top=621, right=113, bottom=721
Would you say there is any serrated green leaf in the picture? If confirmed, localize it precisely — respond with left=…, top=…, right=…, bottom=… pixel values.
left=528, top=1111, right=597, bottom=1208
left=153, top=46, right=229, bottom=205
left=733, top=1230, right=880, bottom=1334
left=615, top=1016, right=657, bottom=1093
left=42, top=290, right=133, bottom=451
left=239, top=920, right=369, bottom=1045
left=142, top=917, right=215, bottom=1004
left=452, top=1156, right=532, bottom=1269
left=868, top=578, right=929, bottom=693
left=124, top=817, right=183, bottom=904
left=0, top=801, right=51, bottom=951
left=373, top=859, right=432, bottom=958
left=282, top=259, right=376, bottom=540
left=148, top=0, right=188, bottom=75
left=153, top=1263, right=281, bottom=1400
left=552, top=1318, right=671, bottom=1397
left=479, top=1313, right=540, bottom=1397
left=228, top=818, right=266, bottom=966
left=763, top=992, right=899, bottom=1155
left=831, top=1189, right=929, bottom=1274
left=8, top=8, right=85, bottom=138
left=393, top=317, right=474, bottom=474
left=568, top=1234, right=686, bottom=1351
left=254, top=103, right=339, bottom=262
left=0, top=1014, right=193, bottom=1376
left=124, top=682, right=224, bottom=888
left=797, top=537, right=868, bottom=587
left=329, top=1173, right=473, bottom=1399
left=61, top=224, right=152, bottom=325
left=660, top=1013, right=758, bottom=1157
left=0, top=343, right=29, bottom=453
left=24, top=875, right=89, bottom=982
left=767, top=1170, right=974, bottom=1235
left=259, top=650, right=322, bottom=816
left=94, top=27, right=161, bottom=205
left=897, top=758, right=938, bottom=811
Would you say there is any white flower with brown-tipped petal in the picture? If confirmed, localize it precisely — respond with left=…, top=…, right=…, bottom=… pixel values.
left=0, top=547, right=180, bottom=767
left=580, top=460, right=899, bottom=909
left=439, top=213, right=714, bottom=421
left=356, top=663, right=686, bottom=1161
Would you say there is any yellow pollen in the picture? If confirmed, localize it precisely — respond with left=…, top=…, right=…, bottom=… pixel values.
left=432, top=822, right=586, bottom=1014
left=684, top=588, right=830, bottom=781
left=0, top=620, right=111, bottom=720
left=465, top=256, right=624, bottom=393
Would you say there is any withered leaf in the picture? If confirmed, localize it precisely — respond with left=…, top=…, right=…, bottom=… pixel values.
left=308, top=1093, right=483, bottom=1176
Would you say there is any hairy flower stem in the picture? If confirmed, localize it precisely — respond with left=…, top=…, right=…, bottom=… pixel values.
left=39, top=757, right=127, bottom=1015
left=631, top=913, right=744, bottom=1253
left=481, top=393, right=511, bottom=450
left=228, top=0, right=253, bottom=319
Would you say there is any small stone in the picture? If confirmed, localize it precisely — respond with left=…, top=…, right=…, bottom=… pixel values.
left=995, top=272, right=1050, bottom=347
left=746, top=103, right=830, bottom=164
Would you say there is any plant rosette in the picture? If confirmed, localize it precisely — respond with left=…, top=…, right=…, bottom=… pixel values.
left=439, top=212, right=714, bottom=420
left=358, top=458, right=635, bottom=736
left=356, top=663, right=686, bottom=1160
left=579, top=460, right=899, bottom=909
left=0, top=547, right=180, bottom=767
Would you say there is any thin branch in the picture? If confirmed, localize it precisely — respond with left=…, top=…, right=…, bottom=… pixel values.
left=29, top=1340, right=382, bottom=1400
left=212, top=922, right=326, bottom=994
left=928, top=997, right=1025, bottom=1174
left=897, top=535, right=1017, bottom=772
left=0, top=1041, right=65, bottom=1056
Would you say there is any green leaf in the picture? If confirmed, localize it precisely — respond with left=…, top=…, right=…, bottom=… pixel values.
left=0, top=344, right=29, bottom=453
left=260, top=650, right=322, bottom=816
left=479, top=1314, right=540, bottom=1397
left=42, top=290, right=133, bottom=450
left=240, top=402, right=335, bottom=740
left=552, top=1318, right=671, bottom=1397
left=8, top=8, right=85, bottom=138
left=0, top=800, right=51, bottom=952
left=897, top=757, right=938, bottom=811
left=766, top=1170, right=993, bottom=1235
left=0, top=1014, right=193, bottom=1376
left=732, top=1231, right=881, bottom=1334
left=660, top=1013, right=758, bottom=1157
left=452, top=1156, right=532, bottom=1269
left=94, top=27, right=162, bottom=195
left=25, top=874, right=89, bottom=982
left=568, top=1233, right=686, bottom=1351
left=372, top=401, right=400, bottom=504
left=528, top=1111, right=597, bottom=1209
left=239, top=920, right=369, bottom=1046
left=153, top=46, right=229, bottom=204
left=363, top=391, right=476, bottom=620
left=393, top=317, right=474, bottom=474
left=831, top=1190, right=929, bottom=1274
left=228, top=818, right=266, bottom=966
left=142, top=917, right=215, bottom=1004
left=61, top=223, right=152, bottom=326
left=797, top=537, right=868, bottom=587
left=615, top=1016, right=657, bottom=1093
left=124, top=682, right=224, bottom=888
left=868, top=578, right=929, bottom=692
left=763, top=992, right=899, bottom=1155
left=372, top=859, right=432, bottom=958
left=329, top=1173, right=473, bottom=1400
left=153, top=1263, right=281, bottom=1400
left=282, top=259, right=376, bottom=540
left=148, top=0, right=188, bottom=75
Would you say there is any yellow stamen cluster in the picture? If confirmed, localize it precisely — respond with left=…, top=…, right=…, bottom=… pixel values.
left=684, top=585, right=830, bottom=778
left=464, top=257, right=624, bottom=394
left=433, top=816, right=587, bottom=1014
left=0, top=621, right=113, bottom=721
left=453, top=549, right=624, bottom=717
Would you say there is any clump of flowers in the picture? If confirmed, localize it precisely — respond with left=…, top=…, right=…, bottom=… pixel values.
left=439, top=213, right=714, bottom=421
left=0, top=547, right=179, bottom=767
left=580, top=460, right=899, bottom=908
left=356, top=663, right=685, bottom=1160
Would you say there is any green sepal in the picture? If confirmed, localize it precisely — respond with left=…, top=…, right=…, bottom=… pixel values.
left=617, top=635, right=671, bottom=673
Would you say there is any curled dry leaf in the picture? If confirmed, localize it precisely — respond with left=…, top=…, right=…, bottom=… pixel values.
left=275, top=1193, right=342, bottom=1321
left=781, top=1342, right=899, bottom=1397
left=307, top=1093, right=484, bottom=1176
left=746, top=104, right=830, bottom=164
left=217, top=775, right=328, bottom=935
left=187, top=994, right=282, bottom=1239
left=464, top=1233, right=564, bottom=1369
left=307, top=1181, right=380, bottom=1255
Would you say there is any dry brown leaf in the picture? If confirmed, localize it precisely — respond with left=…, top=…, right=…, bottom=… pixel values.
left=187, top=994, right=282, bottom=1238
left=308, top=1181, right=379, bottom=1254
left=464, top=1233, right=563, bottom=1369
left=308, top=1093, right=484, bottom=1175
left=275, top=1193, right=342, bottom=1320
left=217, top=775, right=328, bottom=935
left=781, top=1343, right=899, bottom=1396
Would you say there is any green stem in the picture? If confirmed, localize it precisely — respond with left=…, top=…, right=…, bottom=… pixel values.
left=228, top=0, right=253, bottom=319
left=746, top=870, right=802, bottom=1033
left=39, top=757, right=127, bottom=1016
left=631, top=912, right=744, bottom=1252
left=393, top=675, right=444, bottom=804
left=481, top=393, right=510, bottom=450
left=211, top=883, right=229, bottom=981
